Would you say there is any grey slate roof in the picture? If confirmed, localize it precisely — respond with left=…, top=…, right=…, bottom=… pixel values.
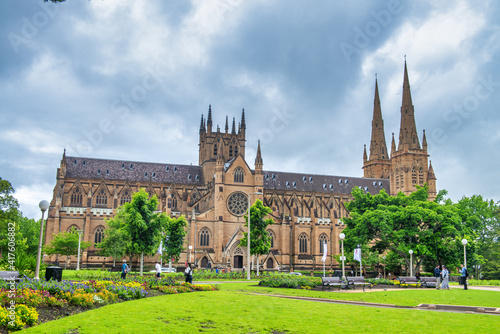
left=65, top=156, right=204, bottom=185
left=262, top=170, right=389, bottom=195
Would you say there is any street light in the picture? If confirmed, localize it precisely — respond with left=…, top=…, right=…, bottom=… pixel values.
left=462, top=239, right=468, bottom=268
left=247, top=192, right=263, bottom=280
left=34, top=200, right=50, bottom=280
left=409, top=250, right=413, bottom=277
left=188, top=245, right=193, bottom=263
left=339, top=233, right=345, bottom=280
left=76, top=230, right=84, bottom=270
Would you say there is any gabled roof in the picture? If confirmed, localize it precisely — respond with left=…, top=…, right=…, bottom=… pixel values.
left=262, top=170, right=389, bottom=195
left=65, top=156, right=204, bottom=185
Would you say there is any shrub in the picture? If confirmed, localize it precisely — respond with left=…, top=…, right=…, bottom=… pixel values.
left=0, top=304, right=39, bottom=331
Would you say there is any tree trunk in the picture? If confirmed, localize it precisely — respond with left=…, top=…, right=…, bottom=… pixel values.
left=140, top=252, right=144, bottom=276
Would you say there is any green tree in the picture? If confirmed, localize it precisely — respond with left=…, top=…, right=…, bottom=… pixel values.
left=43, top=227, right=91, bottom=269
left=107, top=188, right=169, bottom=275
left=95, top=219, right=128, bottom=267
left=0, top=177, right=20, bottom=257
left=162, top=216, right=188, bottom=264
left=343, top=185, right=465, bottom=275
left=239, top=199, right=274, bottom=275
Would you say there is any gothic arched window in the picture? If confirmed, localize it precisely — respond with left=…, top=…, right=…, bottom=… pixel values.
left=299, top=233, right=308, bottom=253
left=96, top=189, right=107, bottom=206
left=120, top=190, right=131, bottom=205
left=214, top=144, right=217, bottom=156
left=268, top=230, right=276, bottom=249
left=71, top=188, right=82, bottom=206
left=319, top=234, right=328, bottom=253
left=94, top=226, right=104, bottom=244
left=234, top=167, right=244, bottom=183
left=199, top=228, right=210, bottom=247
left=234, top=146, right=239, bottom=156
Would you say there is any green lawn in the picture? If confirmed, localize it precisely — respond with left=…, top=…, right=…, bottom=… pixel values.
left=220, top=282, right=500, bottom=307
left=22, top=283, right=500, bottom=333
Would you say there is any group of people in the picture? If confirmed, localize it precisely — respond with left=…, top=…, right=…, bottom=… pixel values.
left=434, top=264, right=469, bottom=290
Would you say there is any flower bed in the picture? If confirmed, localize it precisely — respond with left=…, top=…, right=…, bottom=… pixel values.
left=0, top=276, right=218, bottom=332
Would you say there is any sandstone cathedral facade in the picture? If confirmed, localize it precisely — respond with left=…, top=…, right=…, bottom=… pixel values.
left=45, top=61, right=436, bottom=270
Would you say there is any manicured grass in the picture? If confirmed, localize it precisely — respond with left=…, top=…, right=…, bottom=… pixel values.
left=220, top=282, right=500, bottom=307
left=22, top=290, right=500, bottom=334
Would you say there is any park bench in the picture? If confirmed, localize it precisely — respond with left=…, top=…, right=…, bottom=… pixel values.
left=398, top=276, right=419, bottom=288
left=420, top=277, right=438, bottom=288
left=0, top=271, right=21, bottom=282
left=347, top=276, right=371, bottom=292
left=321, top=276, right=345, bottom=291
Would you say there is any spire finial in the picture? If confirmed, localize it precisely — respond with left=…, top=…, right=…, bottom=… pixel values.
left=231, top=117, right=236, bottom=134
left=225, top=115, right=229, bottom=133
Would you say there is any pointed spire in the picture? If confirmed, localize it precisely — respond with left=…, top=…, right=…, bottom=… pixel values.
left=255, top=140, right=263, bottom=167
left=241, top=108, right=246, bottom=129
left=231, top=117, right=236, bottom=134
left=368, top=77, right=388, bottom=161
left=427, top=160, right=436, bottom=180
left=199, top=114, right=205, bottom=133
left=217, top=124, right=220, bottom=132
left=63, top=148, right=66, bottom=159
left=225, top=116, right=229, bottom=133
left=398, top=59, right=420, bottom=151
left=422, top=130, right=427, bottom=151
left=391, top=133, right=396, bottom=157
left=207, top=105, right=213, bottom=132
left=363, top=145, right=368, bottom=163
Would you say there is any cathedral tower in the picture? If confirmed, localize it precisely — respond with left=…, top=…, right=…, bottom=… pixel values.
left=199, top=105, right=246, bottom=182
left=363, top=77, right=391, bottom=179
left=389, top=60, right=437, bottom=199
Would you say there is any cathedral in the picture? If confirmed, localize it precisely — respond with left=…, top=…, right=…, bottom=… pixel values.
left=45, top=61, right=436, bottom=270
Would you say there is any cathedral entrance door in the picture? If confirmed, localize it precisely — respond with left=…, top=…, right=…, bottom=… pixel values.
left=234, top=255, right=243, bottom=269
left=267, top=258, right=274, bottom=269
left=200, top=257, right=208, bottom=268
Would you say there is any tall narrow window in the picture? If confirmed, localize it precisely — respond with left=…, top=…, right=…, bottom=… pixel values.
left=268, top=230, right=276, bottom=248
left=94, top=226, right=104, bottom=244
left=199, top=228, right=210, bottom=247
left=299, top=233, right=308, bottom=253
left=213, top=144, right=217, bottom=156
left=319, top=234, right=328, bottom=253
left=71, top=188, right=82, bottom=206
left=234, top=146, right=238, bottom=156
left=234, top=167, right=244, bottom=183
left=96, top=189, right=107, bottom=206
left=229, top=146, right=233, bottom=157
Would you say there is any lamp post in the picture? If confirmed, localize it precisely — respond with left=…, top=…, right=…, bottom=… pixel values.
left=409, top=250, right=413, bottom=277
left=247, top=192, right=263, bottom=280
left=383, top=256, right=386, bottom=279
left=188, top=245, right=193, bottom=263
left=339, top=233, right=345, bottom=280
left=76, top=230, right=84, bottom=270
left=34, top=200, right=50, bottom=280
left=462, top=239, right=468, bottom=268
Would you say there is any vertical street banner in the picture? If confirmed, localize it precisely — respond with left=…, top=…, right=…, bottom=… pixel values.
left=321, top=243, right=327, bottom=262
left=354, top=247, right=361, bottom=262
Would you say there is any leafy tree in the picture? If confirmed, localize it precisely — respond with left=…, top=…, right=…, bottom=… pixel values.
left=43, top=227, right=91, bottom=269
left=95, top=219, right=128, bottom=267
left=106, top=188, right=169, bottom=275
left=239, top=199, right=274, bottom=275
left=343, top=185, right=465, bottom=275
left=162, top=216, right=188, bottom=264
left=0, top=178, right=20, bottom=257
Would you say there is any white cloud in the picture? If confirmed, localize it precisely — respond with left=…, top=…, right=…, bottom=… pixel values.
left=15, top=182, right=54, bottom=220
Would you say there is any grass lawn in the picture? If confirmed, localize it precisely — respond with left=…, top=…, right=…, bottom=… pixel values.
left=21, top=283, right=500, bottom=333
left=220, top=282, right=500, bottom=307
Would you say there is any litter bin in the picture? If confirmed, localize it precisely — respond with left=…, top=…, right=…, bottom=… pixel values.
left=45, top=266, right=63, bottom=281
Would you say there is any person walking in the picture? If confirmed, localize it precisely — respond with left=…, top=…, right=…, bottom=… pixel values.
left=184, top=263, right=193, bottom=284
left=440, top=265, right=450, bottom=290
left=460, top=264, right=468, bottom=290
left=155, top=260, right=161, bottom=281
left=121, top=259, right=129, bottom=279
left=434, top=265, right=441, bottom=289
left=207, top=260, right=212, bottom=271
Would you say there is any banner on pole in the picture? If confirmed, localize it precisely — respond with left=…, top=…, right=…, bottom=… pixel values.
left=156, top=241, right=163, bottom=255
left=321, top=243, right=327, bottom=262
left=354, top=248, right=362, bottom=262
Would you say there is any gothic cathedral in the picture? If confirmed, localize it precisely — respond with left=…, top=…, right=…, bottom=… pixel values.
left=45, top=61, right=436, bottom=270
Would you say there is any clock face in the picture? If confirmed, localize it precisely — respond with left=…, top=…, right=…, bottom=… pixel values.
left=227, top=192, right=248, bottom=216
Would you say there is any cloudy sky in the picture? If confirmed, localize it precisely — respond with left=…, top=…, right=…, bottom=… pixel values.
left=1, top=0, right=499, bottom=219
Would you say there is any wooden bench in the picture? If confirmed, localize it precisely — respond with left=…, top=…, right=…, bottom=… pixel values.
left=398, top=276, right=419, bottom=288
left=0, top=271, right=20, bottom=282
left=321, top=277, right=345, bottom=291
left=347, top=276, right=371, bottom=292
left=420, top=277, right=438, bottom=288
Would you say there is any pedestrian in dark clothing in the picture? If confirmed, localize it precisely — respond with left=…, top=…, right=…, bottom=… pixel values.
left=460, top=264, right=468, bottom=290
left=184, top=263, right=193, bottom=284
left=207, top=261, right=212, bottom=271
left=434, top=265, right=441, bottom=289
left=121, top=260, right=129, bottom=279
